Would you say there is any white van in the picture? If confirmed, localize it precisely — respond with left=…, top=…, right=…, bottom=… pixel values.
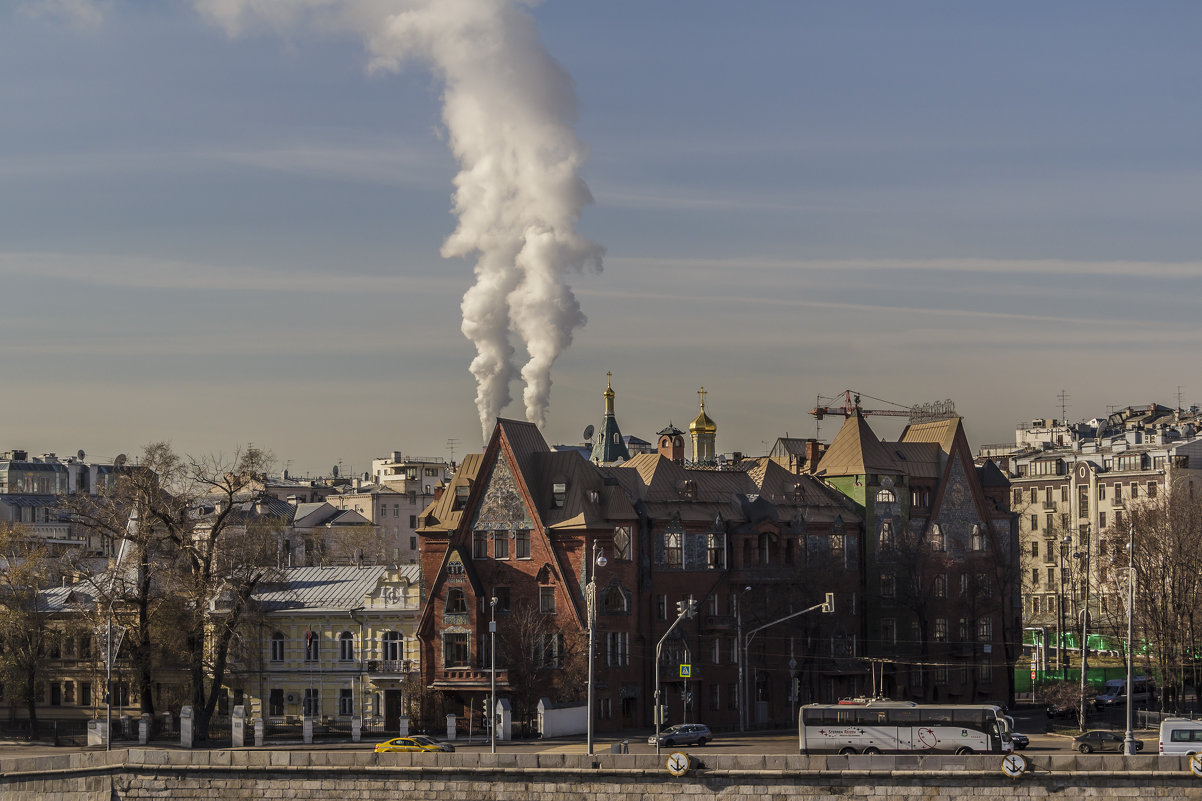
left=1094, top=676, right=1154, bottom=707
left=1159, top=718, right=1202, bottom=756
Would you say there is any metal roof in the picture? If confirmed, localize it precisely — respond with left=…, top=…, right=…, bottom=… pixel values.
left=252, top=564, right=420, bottom=612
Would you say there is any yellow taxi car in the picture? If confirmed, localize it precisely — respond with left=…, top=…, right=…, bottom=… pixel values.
left=374, top=735, right=455, bottom=753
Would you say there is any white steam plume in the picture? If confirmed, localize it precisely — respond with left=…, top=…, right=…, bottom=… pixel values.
left=196, top=0, right=603, bottom=442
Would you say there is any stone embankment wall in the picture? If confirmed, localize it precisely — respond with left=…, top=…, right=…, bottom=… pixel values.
left=3, top=749, right=1202, bottom=801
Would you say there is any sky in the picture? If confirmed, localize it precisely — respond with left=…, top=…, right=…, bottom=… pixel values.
left=2, top=0, right=1201, bottom=478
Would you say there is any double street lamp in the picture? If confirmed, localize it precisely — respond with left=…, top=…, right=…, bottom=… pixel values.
left=585, top=540, right=607, bottom=756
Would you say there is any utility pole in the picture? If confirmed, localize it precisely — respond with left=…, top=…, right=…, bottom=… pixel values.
left=1077, top=531, right=1091, bottom=732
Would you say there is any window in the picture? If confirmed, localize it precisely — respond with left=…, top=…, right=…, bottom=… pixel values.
left=605, top=631, right=629, bottom=667
left=1031, top=514, right=1039, bottom=531
left=978, top=618, right=993, bottom=642
left=879, top=520, right=894, bottom=552
left=1099, top=512, right=1107, bottom=529
left=535, top=633, right=564, bottom=668
left=707, top=533, right=726, bottom=569
left=1131, top=483, right=1139, bottom=499
left=1148, top=482, right=1158, bottom=498
left=1115, top=510, right=1124, bottom=529
left=934, top=618, right=947, bottom=642
left=270, top=632, right=285, bottom=662
left=339, top=631, right=354, bottom=661
left=711, top=637, right=721, bottom=664
left=1098, top=484, right=1106, bottom=500
left=1031, top=568, right=1040, bottom=588
left=710, top=684, right=721, bottom=711
left=339, top=688, right=354, bottom=716
left=1114, top=483, right=1123, bottom=502
left=602, top=586, right=628, bottom=614
left=881, top=571, right=896, bottom=599
left=443, top=633, right=470, bottom=667
left=930, top=525, right=945, bottom=551
left=1032, top=596, right=1042, bottom=615
left=383, top=631, right=403, bottom=661
left=303, top=688, right=320, bottom=716
left=1047, top=567, right=1054, bottom=586
left=934, top=573, right=947, bottom=598
left=656, top=594, right=667, bottom=620
left=881, top=618, right=896, bottom=646
left=409, top=515, right=417, bottom=528
left=971, top=525, right=986, bottom=551
left=446, top=588, right=468, bottom=614
left=494, top=531, right=509, bottom=559
left=305, top=629, right=320, bottom=662
left=80, top=682, right=91, bottom=707
left=613, top=526, right=631, bottom=560
left=876, top=488, right=896, bottom=504
left=1030, top=540, right=1039, bottom=558
left=473, top=531, right=488, bottom=558
left=1029, top=488, right=1037, bottom=504
left=1013, top=489, right=1022, bottom=506
left=551, top=482, right=566, bottom=509
left=665, top=531, right=682, bottom=567
left=515, top=530, right=531, bottom=559
left=728, top=683, right=738, bottom=711
left=539, top=586, right=556, bottom=614
left=977, top=662, right=993, bottom=682
left=269, top=689, right=284, bottom=716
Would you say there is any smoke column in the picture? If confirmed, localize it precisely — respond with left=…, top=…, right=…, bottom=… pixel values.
left=197, top=0, right=603, bottom=442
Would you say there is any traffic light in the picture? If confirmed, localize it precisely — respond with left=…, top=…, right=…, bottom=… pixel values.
left=675, top=598, right=697, bottom=619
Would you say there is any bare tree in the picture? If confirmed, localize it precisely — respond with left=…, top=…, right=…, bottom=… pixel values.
left=496, top=600, right=582, bottom=735
left=1107, top=490, right=1202, bottom=714
left=67, top=443, right=283, bottom=739
left=0, top=524, right=65, bottom=739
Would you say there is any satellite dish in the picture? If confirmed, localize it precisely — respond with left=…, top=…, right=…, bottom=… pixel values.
left=77, top=449, right=86, bottom=460
left=282, top=469, right=289, bottom=481
left=331, top=465, right=340, bottom=478
left=583, top=425, right=595, bottom=442
left=114, top=454, right=127, bottom=468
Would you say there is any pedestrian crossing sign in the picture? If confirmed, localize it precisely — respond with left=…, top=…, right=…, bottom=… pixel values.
left=680, top=664, right=691, bottom=678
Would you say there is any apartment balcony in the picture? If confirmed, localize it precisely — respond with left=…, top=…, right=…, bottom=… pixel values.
left=365, top=659, right=414, bottom=677
left=430, top=666, right=508, bottom=690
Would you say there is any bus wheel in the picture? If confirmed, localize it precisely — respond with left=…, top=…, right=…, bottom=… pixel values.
left=955, top=747, right=974, bottom=756
left=863, top=747, right=881, bottom=755
left=838, top=747, right=856, bottom=756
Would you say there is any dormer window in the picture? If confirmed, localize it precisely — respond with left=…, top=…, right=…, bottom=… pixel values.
left=679, top=480, right=697, bottom=499
left=551, top=482, right=566, bottom=509
left=453, top=484, right=469, bottom=511
left=587, top=489, right=600, bottom=504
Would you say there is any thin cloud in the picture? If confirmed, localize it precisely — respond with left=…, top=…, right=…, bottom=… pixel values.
left=0, top=251, right=462, bottom=294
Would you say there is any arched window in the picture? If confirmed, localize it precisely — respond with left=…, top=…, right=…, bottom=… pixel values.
left=446, top=588, right=468, bottom=614
left=304, top=629, right=319, bottom=662
left=270, top=632, right=285, bottom=662
left=339, top=631, right=354, bottom=661
left=383, top=631, right=403, bottom=661
left=875, top=488, right=896, bottom=504
left=602, top=586, right=628, bottom=614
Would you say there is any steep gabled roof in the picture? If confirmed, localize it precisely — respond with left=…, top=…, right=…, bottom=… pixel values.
left=899, top=417, right=961, bottom=455
left=417, top=453, right=484, bottom=533
left=813, top=413, right=900, bottom=477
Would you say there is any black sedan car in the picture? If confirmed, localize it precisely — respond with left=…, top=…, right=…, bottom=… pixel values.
left=1010, top=732, right=1029, bottom=750
left=1072, top=730, right=1143, bottom=753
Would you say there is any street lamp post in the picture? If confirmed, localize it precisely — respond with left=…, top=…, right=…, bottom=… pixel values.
left=1058, top=536, right=1071, bottom=679
left=1123, top=525, right=1138, bottom=756
left=585, top=541, right=607, bottom=756
left=741, top=594, right=834, bottom=731
left=1075, top=535, right=1091, bottom=733
left=735, top=586, right=750, bottom=733
left=489, top=596, right=497, bottom=754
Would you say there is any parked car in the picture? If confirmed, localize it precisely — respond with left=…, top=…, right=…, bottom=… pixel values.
left=1010, top=732, right=1029, bottom=750
left=648, top=723, right=713, bottom=747
left=1158, top=718, right=1202, bottom=756
left=1072, top=730, right=1142, bottom=753
left=375, top=735, right=455, bottom=753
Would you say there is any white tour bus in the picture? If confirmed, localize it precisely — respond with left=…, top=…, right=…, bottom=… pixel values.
left=799, top=699, right=1013, bottom=755
left=1159, top=718, right=1202, bottom=756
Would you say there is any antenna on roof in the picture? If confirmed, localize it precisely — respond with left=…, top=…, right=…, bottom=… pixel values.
left=77, top=449, right=85, bottom=460
left=114, top=454, right=127, bottom=469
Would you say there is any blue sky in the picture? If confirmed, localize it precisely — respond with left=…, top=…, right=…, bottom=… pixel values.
left=2, top=1, right=1200, bottom=476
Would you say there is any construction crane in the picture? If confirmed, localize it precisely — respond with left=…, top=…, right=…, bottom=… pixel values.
left=811, top=390, right=957, bottom=423
left=810, top=390, right=912, bottom=421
